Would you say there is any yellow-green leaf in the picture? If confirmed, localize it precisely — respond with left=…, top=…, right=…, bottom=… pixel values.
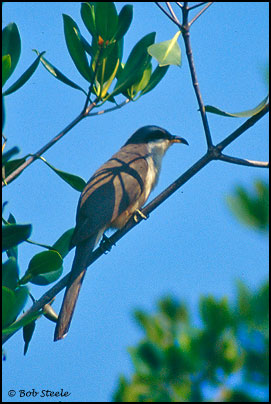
left=148, top=31, right=181, bottom=67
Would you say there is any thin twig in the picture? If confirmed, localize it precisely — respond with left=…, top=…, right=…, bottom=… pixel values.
left=88, top=99, right=130, bottom=117
left=155, top=2, right=180, bottom=26
left=188, top=2, right=210, bottom=11
left=82, top=47, right=103, bottom=112
left=189, top=2, right=213, bottom=26
left=219, top=154, right=269, bottom=168
left=176, top=2, right=183, bottom=9
left=166, top=2, right=181, bottom=25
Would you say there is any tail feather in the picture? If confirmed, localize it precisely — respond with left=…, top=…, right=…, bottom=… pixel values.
left=54, top=236, right=97, bottom=341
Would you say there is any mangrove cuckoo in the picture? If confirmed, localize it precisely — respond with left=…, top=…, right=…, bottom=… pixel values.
left=54, top=125, right=188, bottom=341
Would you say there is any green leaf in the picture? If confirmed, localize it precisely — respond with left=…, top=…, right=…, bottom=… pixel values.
left=2, top=54, right=11, bottom=86
left=99, top=57, right=120, bottom=99
left=2, top=310, right=41, bottom=336
left=30, top=267, right=63, bottom=286
left=38, top=156, right=86, bottom=192
left=33, top=49, right=87, bottom=95
left=2, top=257, right=19, bottom=290
left=52, top=228, right=74, bottom=258
left=95, top=2, right=118, bottom=42
left=130, top=341, right=163, bottom=375
left=20, top=250, right=63, bottom=284
left=30, top=228, right=74, bottom=285
left=111, top=32, right=156, bottom=98
left=5, top=213, right=18, bottom=260
left=148, top=31, right=181, bottom=67
left=127, top=62, right=152, bottom=99
left=140, top=65, right=169, bottom=96
left=2, top=94, right=5, bottom=130
left=63, top=14, right=92, bottom=82
left=2, top=285, right=28, bottom=328
left=2, top=223, right=32, bottom=251
left=2, top=146, right=20, bottom=165
left=205, top=95, right=269, bottom=118
left=200, top=296, right=232, bottom=333
left=115, top=5, right=133, bottom=41
left=95, top=40, right=122, bottom=89
left=226, top=181, right=269, bottom=231
left=158, top=296, right=188, bottom=323
left=2, top=156, right=27, bottom=184
left=80, top=34, right=94, bottom=57
left=81, top=2, right=96, bottom=39
left=3, top=52, right=45, bottom=96
left=2, top=23, right=21, bottom=79
left=23, top=320, right=36, bottom=355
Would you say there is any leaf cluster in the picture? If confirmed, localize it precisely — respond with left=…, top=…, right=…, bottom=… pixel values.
left=36, top=2, right=170, bottom=103
left=113, top=282, right=269, bottom=402
left=227, top=180, right=269, bottom=232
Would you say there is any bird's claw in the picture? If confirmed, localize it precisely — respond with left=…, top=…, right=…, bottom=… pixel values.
left=134, top=209, right=149, bottom=223
left=100, top=234, right=115, bottom=254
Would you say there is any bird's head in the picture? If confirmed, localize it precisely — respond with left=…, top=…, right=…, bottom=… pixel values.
left=124, top=125, right=189, bottom=151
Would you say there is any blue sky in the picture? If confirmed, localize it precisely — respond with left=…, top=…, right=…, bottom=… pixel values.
left=2, top=2, right=269, bottom=402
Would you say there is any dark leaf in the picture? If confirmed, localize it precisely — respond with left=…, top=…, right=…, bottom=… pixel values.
left=3, top=51, right=45, bottom=96
left=2, top=23, right=21, bottom=80
left=20, top=250, right=63, bottom=284
left=33, top=49, right=87, bottom=95
left=23, top=320, right=36, bottom=355
left=2, top=223, right=32, bottom=251
left=63, top=14, right=92, bottom=82
left=115, top=5, right=133, bottom=41
left=2, top=285, right=28, bottom=328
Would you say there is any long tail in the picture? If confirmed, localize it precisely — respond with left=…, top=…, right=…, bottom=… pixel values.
left=54, top=236, right=97, bottom=341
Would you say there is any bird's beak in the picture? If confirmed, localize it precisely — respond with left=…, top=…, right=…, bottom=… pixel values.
left=170, top=136, right=189, bottom=146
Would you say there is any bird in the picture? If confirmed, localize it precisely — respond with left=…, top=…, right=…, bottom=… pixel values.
left=54, top=125, right=188, bottom=341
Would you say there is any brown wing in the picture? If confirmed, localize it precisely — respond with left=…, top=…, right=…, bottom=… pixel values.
left=71, top=143, right=150, bottom=247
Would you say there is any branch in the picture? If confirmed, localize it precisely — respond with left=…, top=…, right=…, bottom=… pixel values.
left=181, top=12, right=213, bottom=148
left=3, top=3, right=268, bottom=345
left=219, top=154, right=269, bottom=168
left=87, top=98, right=130, bottom=117
left=3, top=98, right=268, bottom=344
left=154, top=2, right=181, bottom=27
left=2, top=112, right=81, bottom=187
left=189, top=2, right=213, bottom=26
left=166, top=2, right=181, bottom=25
left=2, top=152, right=212, bottom=345
left=2, top=100, right=97, bottom=187
left=188, top=2, right=209, bottom=11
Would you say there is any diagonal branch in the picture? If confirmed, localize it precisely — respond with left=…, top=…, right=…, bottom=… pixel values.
left=3, top=3, right=269, bottom=346
left=3, top=100, right=268, bottom=345
left=2, top=152, right=211, bottom=345
left=2, top=100, right=96, bottom=187
left=189, top=2, right=213, bottom=26
left=188, top=2, right=210, bottom=11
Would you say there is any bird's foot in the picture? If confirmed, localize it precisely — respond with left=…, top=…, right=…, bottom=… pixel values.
left=133, top=209, right=149, bottom=223
left=99, top=234, right=115, bottom=254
